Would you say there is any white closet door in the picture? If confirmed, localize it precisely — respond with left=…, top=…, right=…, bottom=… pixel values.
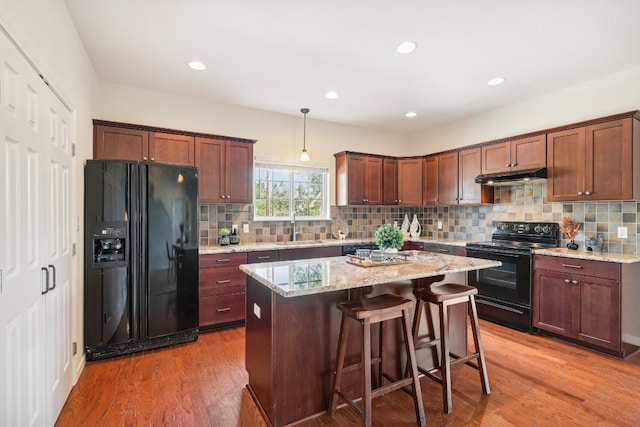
left=43, top=86, right=74, bottom=423
left=0, top=28, right=74, bottom=427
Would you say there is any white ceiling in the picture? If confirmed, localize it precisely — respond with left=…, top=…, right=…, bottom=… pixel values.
left=63, top=0, right=640, bottom=134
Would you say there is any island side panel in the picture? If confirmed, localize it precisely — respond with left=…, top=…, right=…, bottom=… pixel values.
left=245, top=277, right=276, bottom=423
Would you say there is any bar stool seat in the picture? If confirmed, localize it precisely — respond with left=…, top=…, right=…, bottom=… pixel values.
left=329, top=293, right=426, bottom=427
left=412, top=283, right=490, bottom=414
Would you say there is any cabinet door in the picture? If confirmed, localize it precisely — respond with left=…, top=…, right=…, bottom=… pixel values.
left=195, top=137, right=226, bottom=202
left=347, top=155, right=366, bottom=205
left=382, top=158, right=398, bottom=205
left=575, top=276, right=621, bottom=351
left=423, top=156, right=439, bottom=205
left=533, top=269, right=572, bottom=335
left=547, top=127, right=586, bottom=202
left=585, top=118, right=633, bottom=201
left=363, top=156, right=383, bottom=205
left=397, top=158, right=423, bottom=206
left=459, top=147, right=492, bottom=205
left=481, top=142, right=510, bottom=174
left=438, top=152, right=459, bottom=204
left=94, top=125, right=149, bottom=161
left=511, top=135, right=546, bottom=171
left=226, top=141, right=253, bottom=203
left=149, top=132, right=195, bottom=166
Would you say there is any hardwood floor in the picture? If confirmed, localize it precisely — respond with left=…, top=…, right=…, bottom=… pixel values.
left=56, top=321, right=640, bottom=426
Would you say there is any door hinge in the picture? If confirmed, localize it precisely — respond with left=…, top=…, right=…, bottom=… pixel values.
left=72, top=243, right=77, bottom=256
left=72, top=143, right=76, bottom=157
left=73, top=342, right=77, bottom=356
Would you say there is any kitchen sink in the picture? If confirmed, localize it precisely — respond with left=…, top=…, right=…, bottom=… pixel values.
left=276, top=240, right=331, bottom=246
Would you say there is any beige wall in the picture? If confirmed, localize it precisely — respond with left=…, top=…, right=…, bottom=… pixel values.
left=408, top=66, right=640, bottom=154
left=95, top=82, right=413, bottom=204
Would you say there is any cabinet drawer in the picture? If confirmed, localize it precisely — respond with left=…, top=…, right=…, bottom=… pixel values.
left=534, top=256, right=620, bottom=280
left=200, top=252, right=248, bottom=268
left=247, top=250, right=279, bottom=263
left=423, top=243, right=466, bottom=257
left=200, top=265, right=246, bottom=296
left=199, top=293, right=245, bottom=326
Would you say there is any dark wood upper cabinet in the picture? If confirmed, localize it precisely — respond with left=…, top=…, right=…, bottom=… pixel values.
left=397, top=157, right=422, bottom=206
left=459, top=147, right=494, bottom=205
left=423, top=156, right=439, bottom=205
left=149, top=132, right=195, bottom=166
left=382, top=157, right=398, bottom=205
left=547, top=117, right=638, bottom=201
left=335, top=152, right=383, bottom=206
left=94, top=125, right=195, bottom=166
left=93, top=120, right=255, bottom=203
left=481, top=134, right=546, bottom=175
left=196, top=137, right=253, bottom=203
left=438, top=152, right=459, bottom=205
left=94, top=125, right=149, bottom=162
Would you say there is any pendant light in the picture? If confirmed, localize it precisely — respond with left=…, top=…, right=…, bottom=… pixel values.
left=299, top=108, right=310, bottom=162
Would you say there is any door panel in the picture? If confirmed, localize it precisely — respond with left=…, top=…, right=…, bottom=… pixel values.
left=0, top=29, right=74, bottom=426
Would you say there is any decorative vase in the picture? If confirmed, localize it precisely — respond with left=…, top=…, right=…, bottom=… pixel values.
left=409, top=214, right=421, bottom=239
left=219, top=236, right=230, bottom=246
left=401, top=214, right=410, bottom=239
left=566, top=240, right=579, bottom=250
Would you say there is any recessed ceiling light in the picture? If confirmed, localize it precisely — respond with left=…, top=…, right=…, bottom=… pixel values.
left=405, top=111, right=417, bottom=118
left=397, top=41, right=417, bottom=54
left=325, top=91, right=339, bottom=99
left=487, top=77, right=505, bottom=86
left=188, top=60, right=206, bottom=71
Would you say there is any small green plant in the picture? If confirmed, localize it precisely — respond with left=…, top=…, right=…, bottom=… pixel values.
left=374, top=223, right=404, bottom=250
left=219, top=228, right=231, bottom=237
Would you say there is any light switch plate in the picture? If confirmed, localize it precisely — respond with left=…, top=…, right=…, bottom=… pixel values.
left=618, top=226, right=628, bottom=238
left=253, top=303, right=261, bottom=319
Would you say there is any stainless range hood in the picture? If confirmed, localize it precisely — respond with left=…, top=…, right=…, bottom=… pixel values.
left=474, top=168, right=547, bottom=186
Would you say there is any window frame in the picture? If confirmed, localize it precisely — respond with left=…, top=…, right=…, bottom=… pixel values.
left=253, top=159, right=330, bottom=221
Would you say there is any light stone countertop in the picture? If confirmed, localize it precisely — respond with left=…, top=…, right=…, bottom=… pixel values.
left=199, top=237, right=469, bottom=255
left=533, top=247, right=640, bottom=263
left=239, top=251, right=501, bottom=298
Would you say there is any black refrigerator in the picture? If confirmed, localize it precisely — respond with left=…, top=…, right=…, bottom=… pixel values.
left=84, top=160, right=199, bottom=361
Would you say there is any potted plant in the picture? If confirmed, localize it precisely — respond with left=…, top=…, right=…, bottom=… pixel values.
left=219, top=228, right=231, bottom=246
left=374, top=223, right=405, bottom=259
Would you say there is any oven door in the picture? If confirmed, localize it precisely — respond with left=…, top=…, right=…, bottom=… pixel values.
left=466, top=248, right=532, bottom=331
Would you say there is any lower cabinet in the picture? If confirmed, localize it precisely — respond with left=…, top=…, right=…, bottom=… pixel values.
left=198, top=247, right=342, bottom=329
left=532, top=255, right=631, bottom=356
left=199, top=252, right=248, bottom=329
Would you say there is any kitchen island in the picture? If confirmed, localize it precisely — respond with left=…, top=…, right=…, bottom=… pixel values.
left=239, top=251, right=501, bottom=426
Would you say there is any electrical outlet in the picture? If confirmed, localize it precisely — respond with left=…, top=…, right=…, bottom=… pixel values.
left=618, top=226, right=628, bottom=239
left=437, top=221, right=443, bottom=230
left=243, top=223, right=250, bottom=233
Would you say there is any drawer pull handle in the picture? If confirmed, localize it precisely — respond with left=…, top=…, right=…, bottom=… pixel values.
left=257, top=256, right=271, bottom=259
left=564, top=279, right=571, bottom=283
left=436, top=249, right=450, bottom=253
left=217, top=279, right=231, bottom=284
left=216, top=259, right=231, bottom=263
left=571, top=280, right=579, bottom=285
left=561, top=263, right=583, bottom=269
left=216, top=307, right=231, bottom=313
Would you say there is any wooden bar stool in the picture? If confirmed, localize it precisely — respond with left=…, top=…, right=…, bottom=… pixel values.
left=329, top=293, right=426, bottom=427
left=412, top=283, right=490, bottom=414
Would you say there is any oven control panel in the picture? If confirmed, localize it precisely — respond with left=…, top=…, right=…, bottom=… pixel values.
left=492, top=221, right=559, bottom=238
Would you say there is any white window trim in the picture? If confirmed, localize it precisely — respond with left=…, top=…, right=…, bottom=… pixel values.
left=253, top=158, right=330, bottom=221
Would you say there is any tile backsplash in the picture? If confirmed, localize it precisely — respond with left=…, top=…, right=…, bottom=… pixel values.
left=199, top=182, right=640, bottom=255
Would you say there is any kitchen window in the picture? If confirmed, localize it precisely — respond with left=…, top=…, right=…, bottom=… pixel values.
left=254, top=160, right=330, bottom=221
